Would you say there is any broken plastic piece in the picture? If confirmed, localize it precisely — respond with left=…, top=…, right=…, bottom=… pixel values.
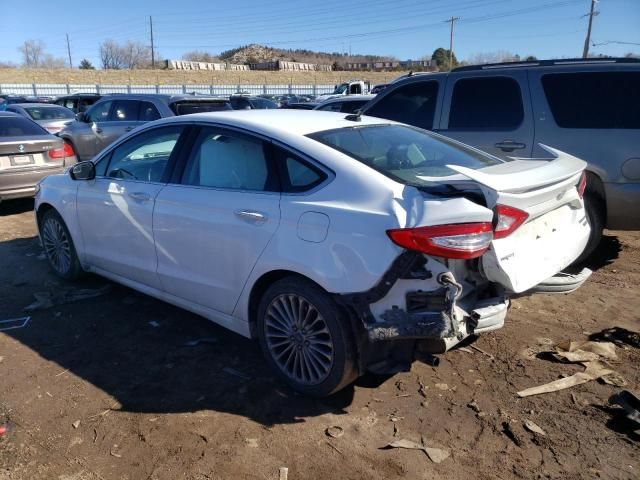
left=517, top=361, right=614, bottom=397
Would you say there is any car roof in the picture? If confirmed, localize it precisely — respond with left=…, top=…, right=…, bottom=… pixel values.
left=98, top=94, right=230, bottom=103
left=158, top=109, right=394, bottom=137
left=0, top=111, right=22, bottom=117
left=11, top=103, right=66, bottom=108
left=452, top=56, right=640, bottom=72
left=318, top=95, right=376, bottom=105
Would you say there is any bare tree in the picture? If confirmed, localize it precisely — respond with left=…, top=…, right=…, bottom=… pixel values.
left=182, top=50, right=220, bottom=63
left=39, top=54, right=67, bottom=69
left=122, top=41, right=152, bottom=69
left=465, top=51, right=522, bottom=65
left=18, top=40, right=45, bottom=67
left=99, top=39, right=126, bottom=69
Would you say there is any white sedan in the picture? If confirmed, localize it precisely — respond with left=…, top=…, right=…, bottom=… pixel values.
left=35, top=110, right=592, bottom=396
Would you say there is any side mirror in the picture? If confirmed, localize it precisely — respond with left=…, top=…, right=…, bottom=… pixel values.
left=70, top=161, right=96, bottom=181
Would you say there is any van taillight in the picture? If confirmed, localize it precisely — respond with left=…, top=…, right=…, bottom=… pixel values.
left=387, top=223, right=493, bottom=259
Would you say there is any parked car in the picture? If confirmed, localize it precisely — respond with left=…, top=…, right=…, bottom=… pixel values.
left=35, top=110, right=590, bottom=396
left=0, top=95, right=31, bottom=110
left=229, top=95, right=278, bottom=110
left=54, top=93, right=102, bottom=113
left=0, top=111, right=77, bottom=202
left=363, top=58, right=640, bottom=258
left=313, top=95, right=375, bottom=113
left=370, top=83, right=389, bottom=94
left=59, top=94, right=232, bottom=161
left=5, top=103, right=75, bottom=134
left=280, top=102, right=319, bottom=110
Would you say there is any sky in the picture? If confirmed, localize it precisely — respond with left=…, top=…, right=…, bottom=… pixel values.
left=1, top=0, right=639, bottom=67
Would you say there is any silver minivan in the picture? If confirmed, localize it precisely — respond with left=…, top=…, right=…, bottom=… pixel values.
left=363, top=58, right=640, bottom=257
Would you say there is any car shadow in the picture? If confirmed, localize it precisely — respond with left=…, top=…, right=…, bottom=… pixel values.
left=0, top=235, right=356, bottom=427
left=0, top=198, right=34, bottom=217
left=573, top=234, right=621, bottom=272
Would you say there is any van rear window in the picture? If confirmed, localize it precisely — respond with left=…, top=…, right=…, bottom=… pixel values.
left=171, top=101, right=232, bottom=115
left=542, top=72, right=640, bottom=129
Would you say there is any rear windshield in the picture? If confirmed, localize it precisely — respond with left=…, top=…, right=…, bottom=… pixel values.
left=308, top=124, right=501, bottom=185
left=24, top=106, right=75, bottom=120
left=171, top=101, right=232, bottom=115
left=0, top=116, right=48, bottom=136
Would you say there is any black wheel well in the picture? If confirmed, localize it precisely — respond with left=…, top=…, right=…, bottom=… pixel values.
left=35, top=202, right=56, bottom=227
left=585, top=171, right=606, bottom=204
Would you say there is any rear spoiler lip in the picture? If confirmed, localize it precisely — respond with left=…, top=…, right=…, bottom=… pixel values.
left=444, top=144, right=587, bottom=194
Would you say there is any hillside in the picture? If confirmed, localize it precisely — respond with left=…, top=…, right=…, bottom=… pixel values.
left=218, top=44, right=396, bottom=66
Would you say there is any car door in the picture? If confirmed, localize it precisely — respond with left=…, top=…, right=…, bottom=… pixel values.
left=94, top=100, right=142, bottom=154
left=153, top=126, right=281, bottom=315
left=80, top=99, right=113, bottom=159
left=76, top=125, right=186, bottom=288
left=437, top=72, right=534, bottom=159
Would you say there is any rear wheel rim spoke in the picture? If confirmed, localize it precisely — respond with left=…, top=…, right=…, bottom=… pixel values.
left=265, top=293, right=334, bottom=386
left=43, top=218, right=71, bottom=274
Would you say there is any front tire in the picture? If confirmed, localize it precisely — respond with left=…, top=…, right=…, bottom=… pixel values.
left=40, top=209, right=83, bottom=280
left=257, top=277, right=358, bottom=397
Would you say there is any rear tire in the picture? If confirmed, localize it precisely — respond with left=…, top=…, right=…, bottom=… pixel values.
left=40, top=209, right=83, bottom=280
left=576, top=193, right=605, bottom=263
left=256, top=277, right=358, bottom=397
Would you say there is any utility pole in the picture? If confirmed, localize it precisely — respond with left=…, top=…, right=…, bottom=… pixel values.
left=66, top=33, right=72, bottom=68
left=149, top=15, right=155, bottom=69
left=582, top=0, right=598, bottom=58
left=445, top=16, right=460, bottom=71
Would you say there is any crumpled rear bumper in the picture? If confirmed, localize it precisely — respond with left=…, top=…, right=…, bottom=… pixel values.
left=526, top=267, right=592, bottom=294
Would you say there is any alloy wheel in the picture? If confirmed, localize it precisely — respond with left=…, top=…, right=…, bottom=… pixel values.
left=265, top=294, right=334, bottom=385
left=42, top=217, right=72, bottom=275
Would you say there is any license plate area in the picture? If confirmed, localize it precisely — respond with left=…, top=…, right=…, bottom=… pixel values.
left=10, top=155, right=35, bottom=166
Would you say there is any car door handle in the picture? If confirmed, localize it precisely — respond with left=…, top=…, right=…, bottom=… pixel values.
left=235, top=210, right=267, bottom=223
left=128, top=192, right=151, bottom=201
left=124, top=126, right=134, bottom=132
left=494, top=141, right=526, bottom=152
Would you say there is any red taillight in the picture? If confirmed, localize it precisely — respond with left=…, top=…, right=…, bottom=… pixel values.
left=387, top=223, right=493, bottom=259
left=45, top=126, right=61, bottom=133
left=47, top=143, right=74, bottom=160
left=494, top=204, right=529, bottom=239
left=577, top=172, right=587, bottom=199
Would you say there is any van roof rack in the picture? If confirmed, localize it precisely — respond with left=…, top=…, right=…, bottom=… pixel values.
left=452, top=57, right=640, bottom=72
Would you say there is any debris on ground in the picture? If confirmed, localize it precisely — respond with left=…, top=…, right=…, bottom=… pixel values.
left=384, top=438, right=450, bottom=463
left=502, top=421, right=525, bottom=447
left=183, top=337, right=218, bottom=347
left=467, top=401, right=481, bottom=414
left=609, top=390, right=640, bottom=427
left=72, top=420, right=80, bottom=429
left=552, top=340, right=617, bottom=363
left=0, top=316, right=31, bottom=332
left=279, top=467, right=289, bottom=480
left=110, top=445, right=123, bottom=458
left=245, top=438, right=258, bottom=448
left=24, top=285, right=111, bottom=311
left=325, top=426, right=344, bottom=438
left=590, top=327, right=640, bottom=349
left=222, top=367, right=251, bottom=380
left=148, top=321, right=160, bottom=328
left=0, top=424, right=7, bottom=436
left=470, top=344, right=495, bottom=360
left=434, top=383, right=449, bottom=391
left=523, top=419, right=546, bottom=436
left=517, top=361, right=615, bottom=397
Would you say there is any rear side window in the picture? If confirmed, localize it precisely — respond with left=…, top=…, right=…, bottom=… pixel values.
left=317, top=102, right=343, bottom=112
left=110, top=100, right=139, bottom=121
left=86, top=100, right=112, bottom=122
left=0, top=116, right=48, bottom=136
left=273, top=146, right=326, bottom=193
left=542, top=72, right=640, bottom=129
left=139, top=101, right=161, bottom=121
left=24, top=106, right=74, bottom=120
left=366, top=81, right=439, bottom=130
left=448, top=76, right=524, bottom=130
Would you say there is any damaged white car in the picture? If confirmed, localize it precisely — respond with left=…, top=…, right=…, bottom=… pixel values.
left=34, top=110, right=592, bottom=396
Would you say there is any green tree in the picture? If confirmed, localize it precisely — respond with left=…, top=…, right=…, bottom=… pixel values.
left=431, top=48, right=458, bottom=70
left=78, top=58, right=95, bottom=70
left=524, top=55, right=538, bottom=61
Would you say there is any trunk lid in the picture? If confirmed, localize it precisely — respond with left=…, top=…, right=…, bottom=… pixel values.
left=0, top=136, right=64, bottom=171
left=431, top=145, right=591, bottom=293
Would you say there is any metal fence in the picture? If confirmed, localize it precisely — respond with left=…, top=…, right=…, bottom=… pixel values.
left=0, top=83, right=337, bottom=96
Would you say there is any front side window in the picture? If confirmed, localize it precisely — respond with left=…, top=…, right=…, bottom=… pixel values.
left=110, top=100, right=139, bottom=121
left=542, top=72, right=640, bottom=129
left=86, top=100, right=112, bottom=123
left=309, top=124, right=501, bottom=186
left=366, top=81, right=439, bottom=130
left=448, top=76, right=524, bottom=130
left=181, top=128, right=277, bottom=191
left=104, top=126, right=183, bottom=182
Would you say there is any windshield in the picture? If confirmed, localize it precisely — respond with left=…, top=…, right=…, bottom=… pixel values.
left=24, top=106, right=74, bottom=120
left=308, top=124, right=502, bottom=186
left=333, top=84, right=348, bottom=94
left=171, top=101, right=232, bottom=115
left=0, top=116, right=48, bottom=136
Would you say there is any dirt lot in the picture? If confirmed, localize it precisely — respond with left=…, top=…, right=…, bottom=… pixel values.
left=0, top=69, right=402, bottom=86
left=0, top=198, right=638, bottom=480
